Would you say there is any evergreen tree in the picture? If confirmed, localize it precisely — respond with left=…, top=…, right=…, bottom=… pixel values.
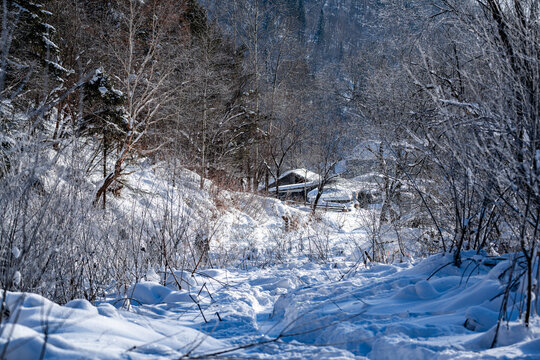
left=0, top=0, right=70, bottom=106
left=0, top=0, right=71, bottom=175
left=78, top=68, right=127, bottom=207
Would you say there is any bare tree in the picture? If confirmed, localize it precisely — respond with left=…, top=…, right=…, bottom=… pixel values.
left=374, top=0, right=540, bottom=327
left=266, top=117, right=303, bottom=196
left=308, top=114, right=342, bottom=213
left=94, top=0, right=180, bottom=206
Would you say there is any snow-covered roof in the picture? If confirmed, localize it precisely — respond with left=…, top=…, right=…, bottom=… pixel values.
left=278, top=168, right=320, bottom=182
left=260, top=168, right=321, bottom=191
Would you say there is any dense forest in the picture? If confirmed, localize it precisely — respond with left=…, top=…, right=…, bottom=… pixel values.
left=0, top=0, right=539, bottom=358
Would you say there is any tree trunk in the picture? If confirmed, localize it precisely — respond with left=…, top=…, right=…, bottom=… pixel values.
left=94, top=157, right=122, bottom=208
left=312, top=182, right=325, bottom=213
left=275, top=169, right=280, bottom=197
left=102, top=134, right=107, bottom=209
left=264, top=168, right=269, bottom=192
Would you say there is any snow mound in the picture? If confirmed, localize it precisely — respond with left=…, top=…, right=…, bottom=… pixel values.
left=2, top=252, right=540, bottom=359
left=0, top=292, right=225, bottom=359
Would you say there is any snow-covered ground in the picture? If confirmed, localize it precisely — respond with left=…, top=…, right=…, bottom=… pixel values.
left=2, top=252, right=540, bottom=359
left=2, top=166, right=540, bottom=359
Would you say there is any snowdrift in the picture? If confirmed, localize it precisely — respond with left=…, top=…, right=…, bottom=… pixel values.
left=2, top=252, right=540, bottom=359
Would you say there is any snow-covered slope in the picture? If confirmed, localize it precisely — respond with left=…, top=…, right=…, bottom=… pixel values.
left=2, top=157, right=540, bottom=359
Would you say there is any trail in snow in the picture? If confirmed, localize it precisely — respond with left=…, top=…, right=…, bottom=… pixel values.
left=2, top=251, right=540, bottom=359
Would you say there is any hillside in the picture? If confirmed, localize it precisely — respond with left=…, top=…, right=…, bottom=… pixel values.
left=1, top=161, right=539, bottom=359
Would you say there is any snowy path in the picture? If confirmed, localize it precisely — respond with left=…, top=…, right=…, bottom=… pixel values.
left=3, top=252, right=540, bottom=359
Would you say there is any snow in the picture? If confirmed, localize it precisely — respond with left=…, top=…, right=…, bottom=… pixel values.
left=111, top=88, right=123, bottom=97
left=41, top=23, right=56, bottom=32
left=3, top=248, right=540, bottom=358
left=307, top=179, right=359, bottom=203
left=2, top=158, right=540, bottom=359
left=263, top=168, right=321, bottom=191
left=0, top=292, right=225, bottom=359
left=41, top=36, right=59, bottom=50
left=44, top=60, right=72, bottom=74
left=279, top=168, right=320, bottom=183
left=306, top=178, right=371, bottom=211
left=12, top=272, right=21, bottom=286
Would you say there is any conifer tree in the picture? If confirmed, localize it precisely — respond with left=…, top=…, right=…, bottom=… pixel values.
left=0, top=0, right=70, bottom=107
left=79, top=69, right=127, bottom=208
